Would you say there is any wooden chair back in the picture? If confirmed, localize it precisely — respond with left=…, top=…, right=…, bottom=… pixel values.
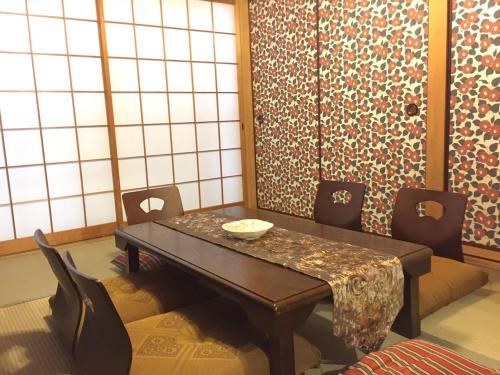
left=62, top=251, right=132, bottom=375
left=34, top=229, right=82, bottom=354
left=391, top=188, right=467, bottom=262
left=122, top=186, right=184, bottom=225
left=314, top=180, right=366, bottom=231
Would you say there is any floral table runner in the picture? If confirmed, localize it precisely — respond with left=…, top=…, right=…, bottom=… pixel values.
left=157, top=212, right=404, bottom=351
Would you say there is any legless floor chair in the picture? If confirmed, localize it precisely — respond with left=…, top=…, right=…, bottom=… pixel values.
left=314, top=180, right=366, bottom=231
left=35, top=230, right=214, bottom=354
left=391, top=188, right=488, bottom=318
left=112, top=186, right=185, bottom=271
left=63, top=252, right=321, bottom=375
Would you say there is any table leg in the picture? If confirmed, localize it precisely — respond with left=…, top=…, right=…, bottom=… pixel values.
left=269, top=333, right=295, bottom=375
left=240, top=301, right=316, bottom=375
left=392, top=272, right=420, bottom=338
left=126, top=244, right=139, bottom=273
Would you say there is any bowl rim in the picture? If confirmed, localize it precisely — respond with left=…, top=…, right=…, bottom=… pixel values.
left=221, top=219, right=274, bottom=233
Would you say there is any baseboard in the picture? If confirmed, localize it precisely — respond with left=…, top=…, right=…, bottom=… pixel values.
left=463, top=245, right=500, bottom=270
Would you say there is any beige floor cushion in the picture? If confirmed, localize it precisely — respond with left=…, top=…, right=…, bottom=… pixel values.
left=102, top=266, right=216, bottom=324
left=126, top=298, right=321, bottom=375
left=419, top=256, right=489, bottom=318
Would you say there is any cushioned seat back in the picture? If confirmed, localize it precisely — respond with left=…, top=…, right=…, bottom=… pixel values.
left=34, top=229, right=82, bottom=354
left=62, top=252, right=132, bottom=375
left=314, top=180, right=366, bottom=231
left=391, top=188, right=467, bottom=262
left=122, top=186, right=184, bottom=225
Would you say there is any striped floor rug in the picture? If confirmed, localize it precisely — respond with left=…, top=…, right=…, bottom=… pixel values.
left=0, top=297, right=80, bottom=375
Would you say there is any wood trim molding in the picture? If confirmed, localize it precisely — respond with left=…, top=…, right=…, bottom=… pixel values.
left=464, top=245, right=500, bottom=261
left=464, top=254, right=500, bottom=271
left=0, top=202, right=243, bottom=257
left=235, top=0, right=257, bottom=208
left=0, top=223, right=118, bottom=257
left=96, top=0, right=124, bottom=227
left=426, top=0, right=450, bottom=192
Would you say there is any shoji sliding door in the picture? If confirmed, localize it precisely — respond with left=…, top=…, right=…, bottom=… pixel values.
left=0, top=0, right=116, bottom=241
left=0, top=0, right=243, bottom=252
left=103, top=0, right=243, bottom=215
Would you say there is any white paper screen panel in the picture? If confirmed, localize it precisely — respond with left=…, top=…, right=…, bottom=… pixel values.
left=0, top=1, right=116, bottom=240
left=105, top=0, right=242, bottom=213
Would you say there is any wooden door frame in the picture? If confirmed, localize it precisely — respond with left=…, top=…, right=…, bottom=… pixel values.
left=235, top=0, right=257, bottom=209
left=426, top=0, right=450, bottom=193
left=427, top=0, right=498, bottom=268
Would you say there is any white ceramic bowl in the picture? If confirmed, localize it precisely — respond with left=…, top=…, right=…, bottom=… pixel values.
left=222, top=219, right=274, bottom=240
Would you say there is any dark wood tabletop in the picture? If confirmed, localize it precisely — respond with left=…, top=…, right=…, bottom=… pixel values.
left=115, top=206, right=432, bottom=375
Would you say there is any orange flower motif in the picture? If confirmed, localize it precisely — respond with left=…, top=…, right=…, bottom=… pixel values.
left=461, top=63, right=474, bottom=74
left=457, top=140, right=475, bottom=155
left=405, top=94, right=421, bottom=106
left=460, top=127, right=473, bottom=137
left=373, top=17, right=387, bottom=28
left=481, top=20, right=499, bottom=34
left=477, top=183, right=489, bottom=195
left=476, top=168, right=488, bottom=178
left=407, top=8, right=425, bottom=22
left=466, top=12, right=479, bottom=23
left=464, top=33, right=476, bottom=46
left=481, top=55, right=500, bottom=71
left=372, top=70, right=387, bottom=82
left=406, top=36, right=423, bottom=49
left=475, top=213, right=496, bottom=229
left=451, top=32, right=458, bottom=44
left=463, top=0, right=477, bottom=8
left=460, top=20, right=471, bottom=30
left=480, top=37, right=492, bottom=49
left=457, top=48, right=469, bottom=60
left=373, top=123, right=386, bottom=135
left=406, top=122, right=422, bottom=137
left=404, top=177, right=421, bottom=189
left=344, top=0, right=355, bottom=9
left=478, top=150, right=498, bottom=167
left=479, top=86, right=500, bottom=102
left=460, top=160, right=473, bottom=172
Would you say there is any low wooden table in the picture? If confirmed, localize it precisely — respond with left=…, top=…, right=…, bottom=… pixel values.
left=115, top=206, right=432, bottom=375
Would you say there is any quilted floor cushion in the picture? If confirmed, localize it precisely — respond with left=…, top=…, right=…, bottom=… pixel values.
left=102, top=266, right=216, bottom=323
left=344, top=339, right=499, bottom=374
left=112, top=249, right=167, bottom=271
left=126, top=298, right=321, bottom=375
left=420, top=256, right=489, bottom=318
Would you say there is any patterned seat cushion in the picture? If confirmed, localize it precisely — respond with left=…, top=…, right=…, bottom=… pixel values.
left=344, top=339, right=499, bottom=374
left=102, top=266, right=216, bottom=323
left=112, top=249, right=168, bottom=271
left=126, top=298, right=321, bottom=375
left=420, top=256, right=488, bottom=318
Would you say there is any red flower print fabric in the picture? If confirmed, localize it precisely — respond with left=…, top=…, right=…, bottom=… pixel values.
left=250, top=0, right=428, bottom=236
left=318, top=0, right=428, bottom=234
left=250, top=0, right=320, bottom=218
left=449, top=0, right=499, bottom=248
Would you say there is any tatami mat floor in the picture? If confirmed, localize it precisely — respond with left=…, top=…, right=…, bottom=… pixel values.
left=0, top=236, right=499, bottom=374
